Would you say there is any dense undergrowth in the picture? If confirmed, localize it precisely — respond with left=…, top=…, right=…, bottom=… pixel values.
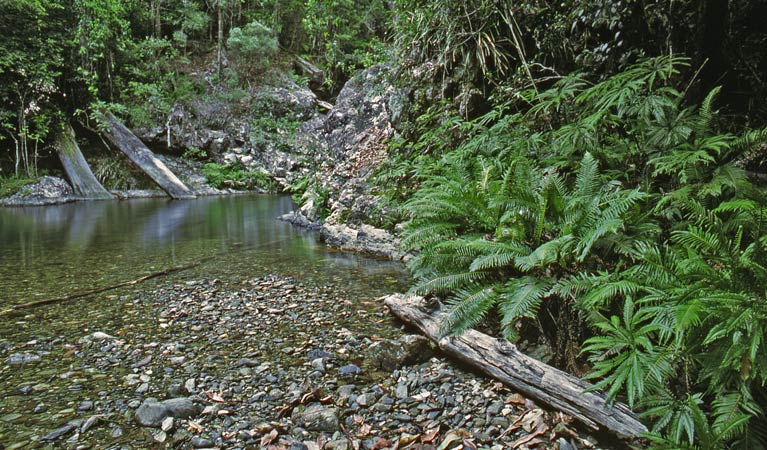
left=380, top=57, right=767, bottom=448
left=202, top=162, right=276, bottom=191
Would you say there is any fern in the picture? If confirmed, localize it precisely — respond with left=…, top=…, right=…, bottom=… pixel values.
left=397, top=56, right=767, bottom=448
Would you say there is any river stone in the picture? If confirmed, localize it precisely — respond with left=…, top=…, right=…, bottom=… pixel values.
left=81, top=415, right=100, bottom=433
left=364, top=335, right=432, bottom=371
left=41, top=424, right=75, bottom=441
left=325, top=439, right=349, bottom=450
left=135, top=398, right=199, bottom=427
left=292, top=404, right=339, bottom=432
left=163, top=398, right=199, bottom=418
left=6, top=353, right=41, bottom=365
left=191, top=436, right=214, bottom=448
left=338, top=364, right=361, bottom=375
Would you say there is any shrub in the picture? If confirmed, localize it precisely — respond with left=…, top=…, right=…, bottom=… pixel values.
left=226, top=20, right=278, bottom=77
left=202, top=162, right=276, bottom=191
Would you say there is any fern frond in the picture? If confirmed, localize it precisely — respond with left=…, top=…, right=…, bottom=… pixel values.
left=697, top=86, right=721, bottom=133
left=498, top=276, right=554, bottom=341
left=515, top=235, right=573, bottom=272
left=468, top=241, right=530, bottom=271
left=440, top=285, right=499, bottom=337
left=412, top=271, right=487, bottom=295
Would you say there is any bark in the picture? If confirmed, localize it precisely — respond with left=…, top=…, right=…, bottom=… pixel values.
left=55, top=122, right=114, bottom=200
left=217, top=1, right=223, bottom=81
left=97, top=112, right=196, bottom=199
left=384, top=294, right=648, bottom=440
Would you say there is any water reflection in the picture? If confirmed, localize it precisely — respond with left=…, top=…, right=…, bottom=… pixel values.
left=0, top=195, right=407, bottom=305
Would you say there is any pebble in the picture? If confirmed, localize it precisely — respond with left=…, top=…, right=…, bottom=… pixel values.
left=41, top=424, right=75, bottom=441
left=191, top=436, right=214, bottom=448
left=0, top=275, right=601, bottom=449
left=338, top=364, right=361, bottom=375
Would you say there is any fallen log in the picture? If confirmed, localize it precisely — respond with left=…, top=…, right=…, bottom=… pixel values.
left=384, top=294, right=648, bottom=440
left=55, top=122, right=114, bottom=200
left=1, top=260, right=207, bottom=316
left=97, top=111, right=196, bottom=199
left=293, top=55, right=324, bottom=84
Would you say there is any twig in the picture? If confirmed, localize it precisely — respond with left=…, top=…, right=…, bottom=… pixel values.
left=682, top=58, right=708, bottom=100
left=1, top=259, right=210, bottom=316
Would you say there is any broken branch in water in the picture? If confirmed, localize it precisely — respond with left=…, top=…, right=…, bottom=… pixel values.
left=1, top=260, right=209, bottom=316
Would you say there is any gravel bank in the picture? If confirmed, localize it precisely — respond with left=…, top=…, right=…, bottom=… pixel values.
left=1, top=275, right=613, bottom=449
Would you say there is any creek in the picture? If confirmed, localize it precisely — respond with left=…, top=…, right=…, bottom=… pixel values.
left=0, top=194, right=408, bottom=447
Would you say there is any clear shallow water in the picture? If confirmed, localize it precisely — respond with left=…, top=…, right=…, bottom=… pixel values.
left=0, top=194, right=409, bottom=447
left=0, top=194, right=407, bottom=309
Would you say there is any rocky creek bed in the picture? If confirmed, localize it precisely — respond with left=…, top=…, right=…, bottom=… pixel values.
left=1, top=275, right=610, bottom=450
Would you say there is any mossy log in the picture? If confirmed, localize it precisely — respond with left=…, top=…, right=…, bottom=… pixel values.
left=384, top=294, right=648, bottom=440
left=97, top=112, right=195, bottom=199
left=55, top=122, right=114, bottom=200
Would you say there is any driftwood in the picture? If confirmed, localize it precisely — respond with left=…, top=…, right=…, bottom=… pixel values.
left=1, top=261, right=205, bottom=316
left=55, top=122, right=114, bottom=200
left=97, top=111, right=195, bottom=199
left=384, top=294, right=648, bottom=439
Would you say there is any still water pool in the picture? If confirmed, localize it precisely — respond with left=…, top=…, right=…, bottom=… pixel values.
left=0, top=194, right=407, bottom=308
left=0, top=194, right=408, bottom=446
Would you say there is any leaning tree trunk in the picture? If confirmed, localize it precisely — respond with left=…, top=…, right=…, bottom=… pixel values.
left=384, top=294, right=648, bottom=440
left=55, top=122, right=114, bottom=200
left=97, top=112, right=195, bottom=199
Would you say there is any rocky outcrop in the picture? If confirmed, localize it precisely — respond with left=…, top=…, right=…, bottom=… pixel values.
left=281, top=65, right=409, bottom=259
left=135, top=70, right=320, bottom=189
left=0, top=176, right=74, bottom=206
left=2, top=65, right=409, bottom=257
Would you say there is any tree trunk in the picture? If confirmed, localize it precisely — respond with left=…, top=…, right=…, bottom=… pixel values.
left=154, top=0, right=162, bottom=38
left=97, top=112, right=195, bottom=199
left=55, top=122, right=114, bottom=200
left=217, top=1, right=223, bottom=82
left=383, top=294, right=648, bottom=440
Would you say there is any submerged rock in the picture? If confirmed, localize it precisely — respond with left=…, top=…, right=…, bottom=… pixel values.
left=41, top=423, right=76, bottom=441
left=6, top=353, right=41, bottom=365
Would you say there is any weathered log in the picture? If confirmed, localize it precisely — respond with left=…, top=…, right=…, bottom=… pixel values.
left=97, top=112, right=196, bottom=199
left=384, top=294, right=648, bottom=439
left=293, top=55, right=324, bottom=84
left=55, top=122, right=114, bottom=200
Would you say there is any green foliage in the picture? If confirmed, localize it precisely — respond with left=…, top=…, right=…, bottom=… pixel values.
left=202, top=162, right=276, bottom=192
left=0, top=0, right=65, bottom=176
left=400, top=57, right=767, bottom=448
left=92, top=157, right=135, bottom=190
left=303, top=0, right=390, bottom=91
left=182, top=146, right=208, bottom=161
left=227, top=20, right=278, bottom=76
left=393, top=0, right=521, bottom=79
left=0, top=173, right=37, bottom=198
